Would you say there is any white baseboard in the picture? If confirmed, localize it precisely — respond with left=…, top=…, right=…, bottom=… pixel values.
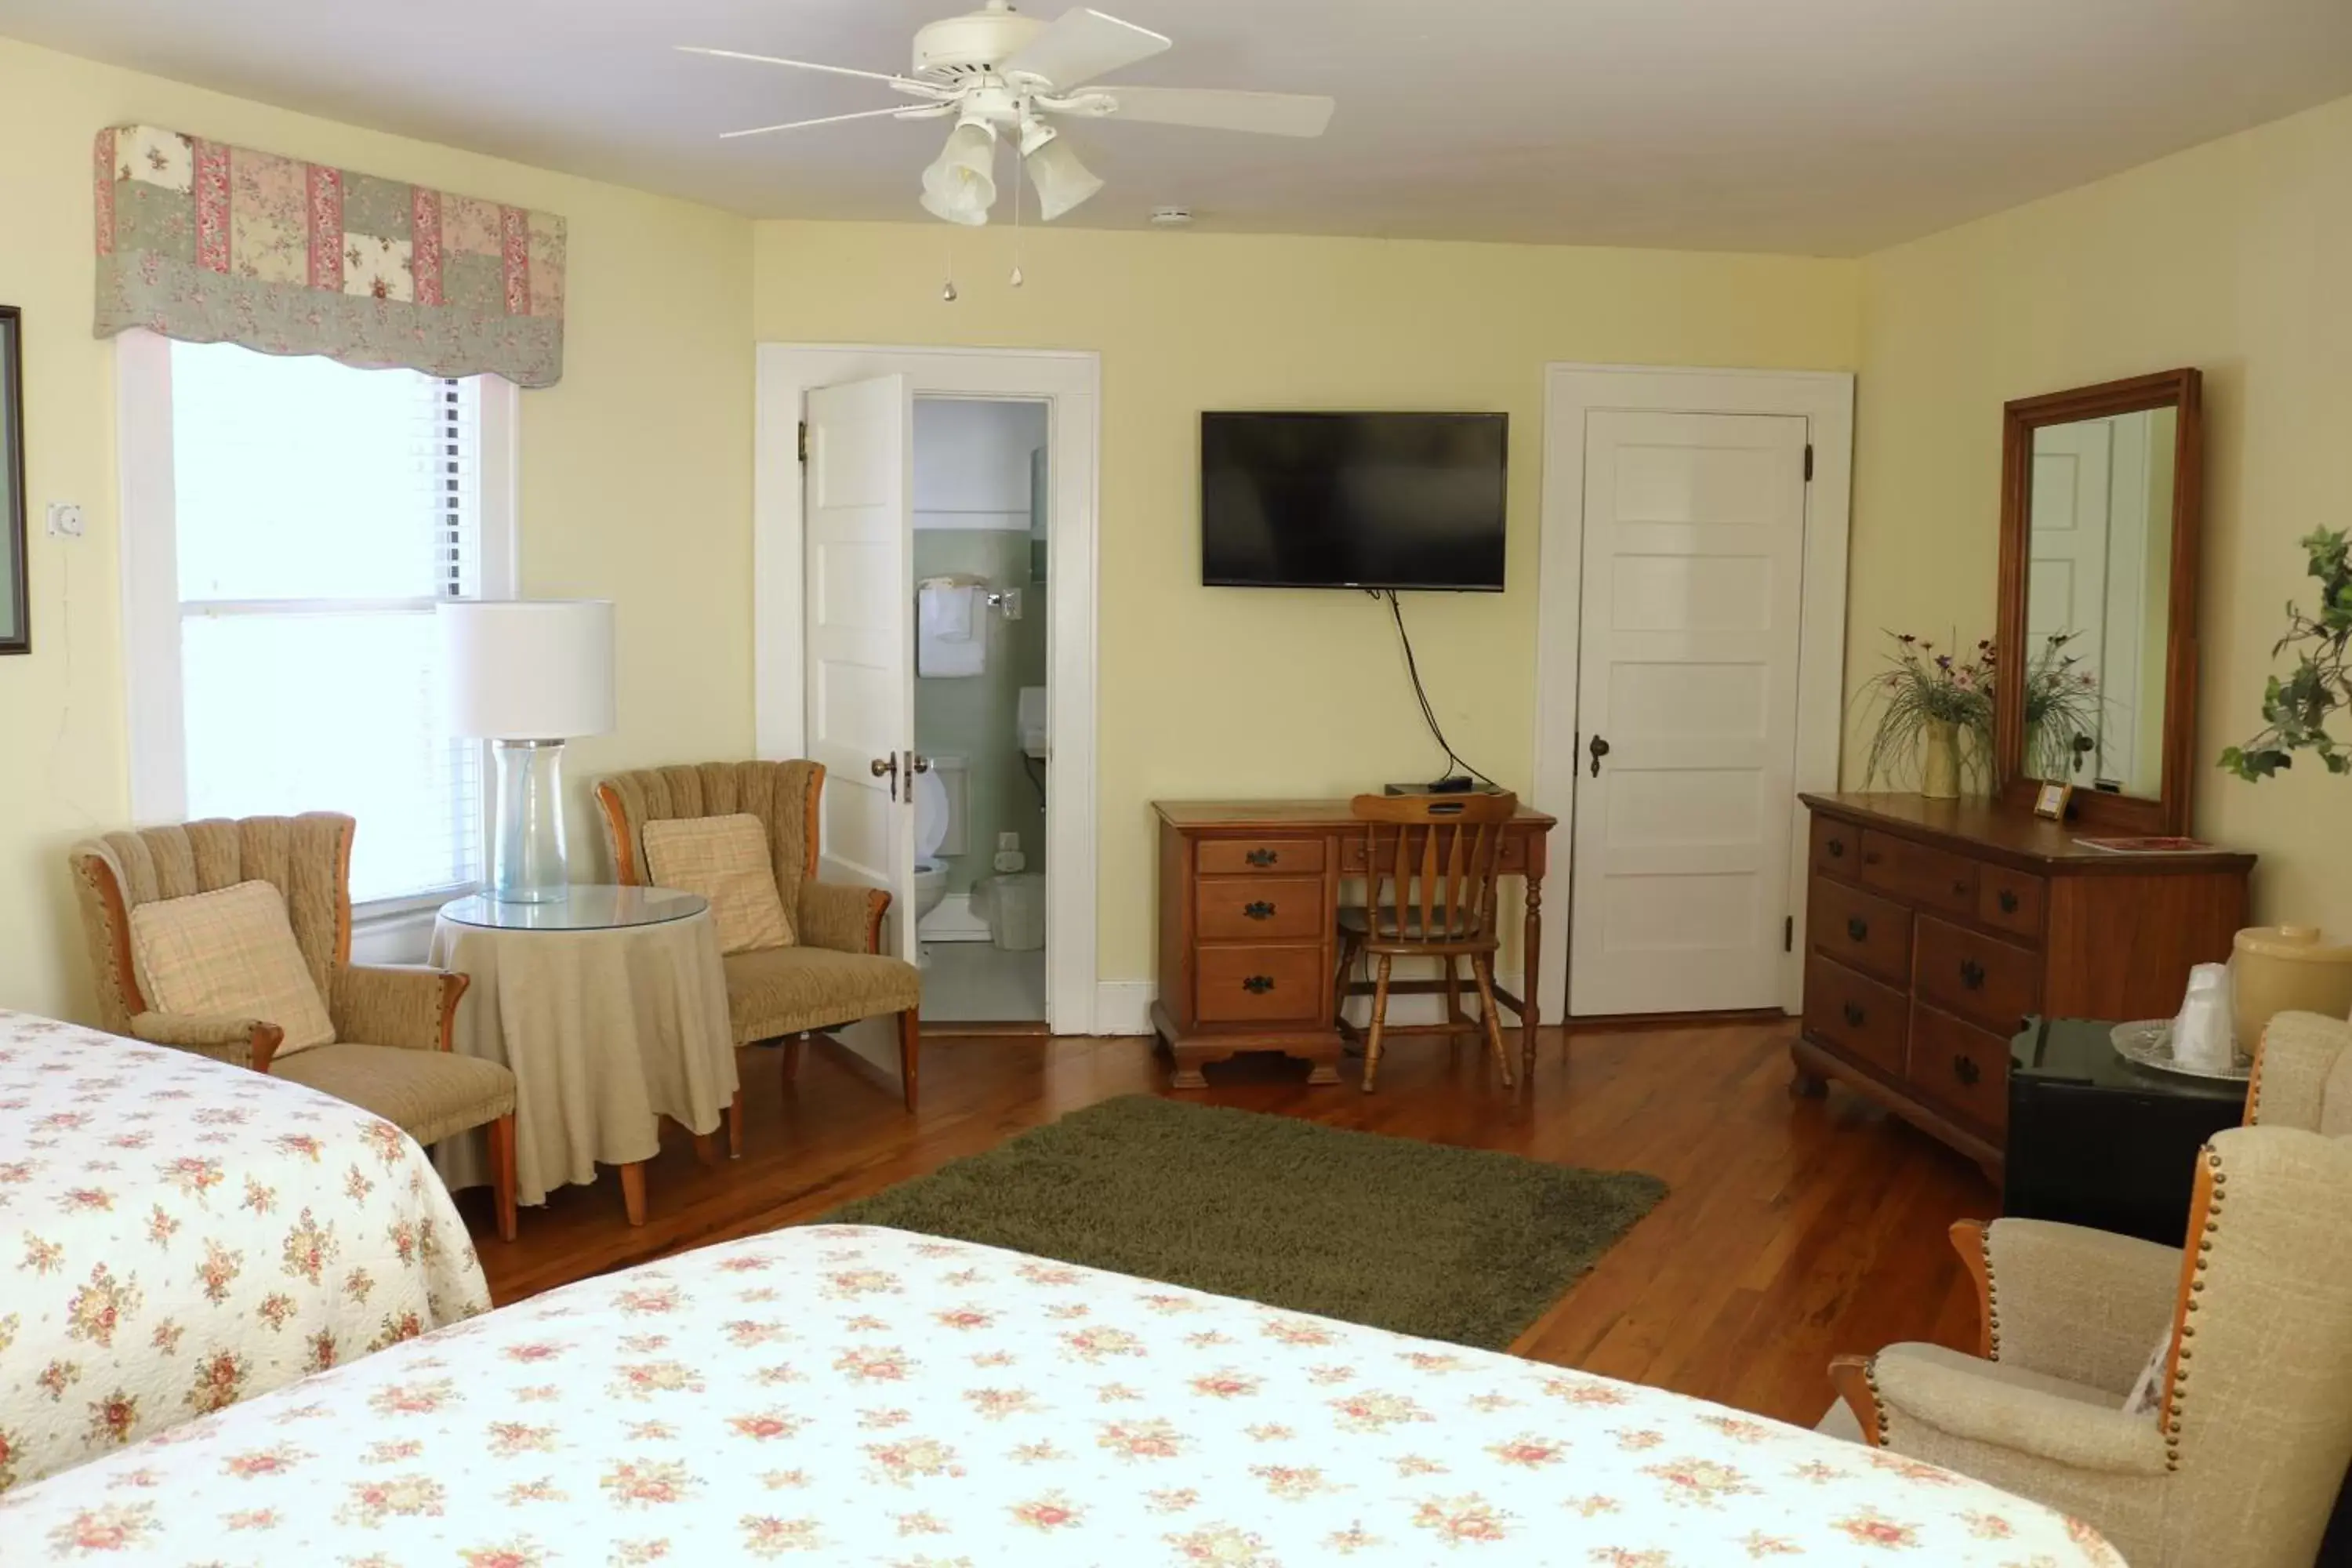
left=1092, top=981, right=1156, bottom=1037
left=919, top=894, right=992, bottom=943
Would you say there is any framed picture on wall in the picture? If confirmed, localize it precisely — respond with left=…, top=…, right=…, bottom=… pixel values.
left=0, top=306, right=24, bottom=655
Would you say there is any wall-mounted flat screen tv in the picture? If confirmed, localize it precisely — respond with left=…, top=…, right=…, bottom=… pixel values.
left=1200, top=412, right=1507, bottom=592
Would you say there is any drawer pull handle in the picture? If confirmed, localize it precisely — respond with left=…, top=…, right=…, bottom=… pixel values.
left=1998, top=889, right=2019, bottom=914
left=1952, top=1054, right=1982, bottom=1087
left=1242, top=975, right=1276, bottom=994
left=1245, top=848, right=1279, bottom=867
left=1841, top=1002, right=1866, bottom=1028
left=1828, top=838, right=1846, bottom=859
left=1242, top=901, right=1276, bottom=920
left=1846, top=916, right=1869, bottom=942
left=1959, top=959, right=1987, bottom=991
left=1951, top=879, right=1969, bottom=896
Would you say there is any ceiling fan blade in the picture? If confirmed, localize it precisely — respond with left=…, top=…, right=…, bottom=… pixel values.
left=720, top=105, right=949, bottom=140
left=1001, top=9, right=1171, bottom=91
left=675, top=45, right=942, bottom=96
left=1088, top=85, right=1334, bottom=137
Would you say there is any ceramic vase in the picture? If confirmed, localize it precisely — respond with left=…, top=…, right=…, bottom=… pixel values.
left=1919, top=720, right=1962, bottom=800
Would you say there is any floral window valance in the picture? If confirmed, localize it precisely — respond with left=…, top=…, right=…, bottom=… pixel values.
left=93, top=125, right=565, bottom=388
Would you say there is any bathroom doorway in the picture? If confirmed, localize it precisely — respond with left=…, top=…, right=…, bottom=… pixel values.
left=911, top=397, right=1050, bottom=1026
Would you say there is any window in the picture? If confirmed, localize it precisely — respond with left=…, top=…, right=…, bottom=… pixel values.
left=121, top=335, right=516, bottom=909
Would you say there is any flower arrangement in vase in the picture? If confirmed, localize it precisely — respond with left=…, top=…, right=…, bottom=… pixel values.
left=1855, top=633, right=1993, bottom=799
left=2020, top=630, right=2103, bottom=782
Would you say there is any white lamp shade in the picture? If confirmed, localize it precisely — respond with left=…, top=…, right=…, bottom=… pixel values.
left=437, top=600, right=616, bottom=739
left=1022, top=130, right=1104, bottom=222
left=921, top=121, right=998, bottom=225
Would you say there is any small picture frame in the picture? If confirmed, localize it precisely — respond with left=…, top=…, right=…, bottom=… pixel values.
left=2032, top=780, right=2074, bottom=821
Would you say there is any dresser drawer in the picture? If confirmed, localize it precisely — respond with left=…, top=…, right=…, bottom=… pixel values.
left=1915, top=917, right=2040, bottom=1035
left=1859, top=830, right=1979, bottom=917
left=1908, top=1002, right=2011, bottom=1134
left=1195, top=945, right=1325, bottom=1025
left=1195, top=876, right=1325, bottom=942
left=1806, top=877, right=1913, bottom=987
left=1199, top=838, right=1324, bottom=877
left=1810, top=815, right=1861, bottom=883
left=1975, top=866, right=2047, bottom=939
left=1802, top=954, right=1909, bottom=1077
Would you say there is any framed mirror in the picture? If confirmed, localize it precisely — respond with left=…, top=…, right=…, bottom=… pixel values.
left=1994, top=368, right=2201, bottom=834
left=0, top=306, right=21, bottom=656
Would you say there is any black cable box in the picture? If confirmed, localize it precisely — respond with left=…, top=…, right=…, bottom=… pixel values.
left=1382, top=778, right=1508, bottom=797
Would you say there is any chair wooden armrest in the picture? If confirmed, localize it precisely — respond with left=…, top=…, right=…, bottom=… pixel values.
left=128, top=1011, right=285, bottom=1073
left=1951, top=1216, right=2181, bottom=1393
left=332, top=965, right=470, bottom=1052
left=797, top=880, right=892, bottom=955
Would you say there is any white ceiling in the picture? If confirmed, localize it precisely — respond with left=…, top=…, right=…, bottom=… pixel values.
left=4, top=0, right=2350, bottom=256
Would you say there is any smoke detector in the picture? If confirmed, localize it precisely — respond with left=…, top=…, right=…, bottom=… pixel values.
left=1148, top=206, right=1195, bottom=227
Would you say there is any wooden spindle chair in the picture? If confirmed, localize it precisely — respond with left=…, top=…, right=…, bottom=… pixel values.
left=1335, top=791, right=1519, bottom=1091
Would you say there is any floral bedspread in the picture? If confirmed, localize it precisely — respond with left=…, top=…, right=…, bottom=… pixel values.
left=0, top=1011, right=488, bottom=1494
left=0, top=1223, right=2118, bottom=1565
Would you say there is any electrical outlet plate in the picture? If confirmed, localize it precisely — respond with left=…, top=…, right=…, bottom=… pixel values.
left=46, top=503, right=85, bottom=538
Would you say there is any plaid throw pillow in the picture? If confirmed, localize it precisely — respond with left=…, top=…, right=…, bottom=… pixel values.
left=641, top=814, right=795, bottom=955
left=129, top=880, right=336, bottom=1057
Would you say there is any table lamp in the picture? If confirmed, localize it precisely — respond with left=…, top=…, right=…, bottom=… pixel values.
left=437, top=600, right=615, bottom=903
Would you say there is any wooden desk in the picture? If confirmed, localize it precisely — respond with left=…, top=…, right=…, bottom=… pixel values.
left=1151, top=800, right=1557, bottom=1087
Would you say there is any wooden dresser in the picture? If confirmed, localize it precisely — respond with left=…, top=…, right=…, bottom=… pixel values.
left=1794, top=793, right=2253, bottom=1170
left=1152, top=800, right=1555, bottom=1088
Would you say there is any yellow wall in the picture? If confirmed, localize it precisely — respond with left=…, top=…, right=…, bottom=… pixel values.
left=753, top=223, right=1860, bottom=982
left=1854, top=90, right=2352, bottom=930
left=0, top=37, right=753, bottom=1017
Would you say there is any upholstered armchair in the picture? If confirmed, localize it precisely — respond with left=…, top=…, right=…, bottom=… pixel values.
left=70, top=814, right=518, bottom=1240
left=594, top=760, right=924, bottom=1109
left=1829, top=1125, right=2352, bottom=1568
left=2247, top=1010, right=2352, bottom=1134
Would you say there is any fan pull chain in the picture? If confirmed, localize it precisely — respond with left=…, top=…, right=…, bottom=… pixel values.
left=941, top=228, right=958, bottom=303
left=1008, top=142, right=1026, bottom=289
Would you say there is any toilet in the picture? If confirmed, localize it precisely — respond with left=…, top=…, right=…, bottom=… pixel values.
left=910, top=754, right=967, bottom=933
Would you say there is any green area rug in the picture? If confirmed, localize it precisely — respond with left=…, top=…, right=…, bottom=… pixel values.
left=824, top=1095, right=1667, bottom=1350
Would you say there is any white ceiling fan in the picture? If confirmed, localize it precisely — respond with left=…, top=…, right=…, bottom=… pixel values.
left=679, top=2, right=1335, bottom=227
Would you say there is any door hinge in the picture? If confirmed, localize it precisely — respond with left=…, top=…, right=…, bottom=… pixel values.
left=1802, top=443, right=1814, bottom=483
left=1784, top=914, right=1795, bottom=953
left=797, top=419, right=808, bottom=463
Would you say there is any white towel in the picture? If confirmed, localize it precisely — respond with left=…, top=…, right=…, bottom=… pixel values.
left=918, top=582, right=985, bottom=677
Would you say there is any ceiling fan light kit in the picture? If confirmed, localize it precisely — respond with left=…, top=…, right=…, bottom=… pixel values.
left=682, top=2, right=1334, bottom=229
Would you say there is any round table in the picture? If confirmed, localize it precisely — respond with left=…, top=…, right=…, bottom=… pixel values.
left=430, top=885, right=738, bottom=1226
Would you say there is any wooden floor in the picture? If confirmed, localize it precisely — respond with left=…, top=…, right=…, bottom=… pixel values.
left=459, top=1018, right=1996, bottom=1428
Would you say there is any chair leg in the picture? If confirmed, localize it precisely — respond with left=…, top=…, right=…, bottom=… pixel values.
left=487, top=1113, right=518, bottom=1243
left=1443, top=954, right=1466, bottom=1042
left=898, top=1009, right=920, bottom=1112
left=780, top=1035, right=805, bottom=1086
left=1471, top=954, right=1515, bottom=1088
left=1363, top=954, right=1395, bottom=1092
left=1331, top=931, right=1361, bottom=1025
left=728, top=1088, right=743, bottom=1160
left=619, top=1161, right=648, bottom=1228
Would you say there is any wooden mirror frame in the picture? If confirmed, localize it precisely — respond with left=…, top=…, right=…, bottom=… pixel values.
left=1994, top=368, right=2203, bottom=836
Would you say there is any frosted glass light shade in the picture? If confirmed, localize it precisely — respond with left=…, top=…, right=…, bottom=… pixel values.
left=921, top=121, right=998, bottom=226
left=1021, top=127, right=1103, bottom=222
left=437, top=600, right=616, bottom=740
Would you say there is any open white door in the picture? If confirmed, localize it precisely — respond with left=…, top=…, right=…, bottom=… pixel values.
left=2028, top=420, right=2114, bottom=784
left=1568, top=409, right=1808, bottom=1017
left=803, top=373, right=918, bottom=961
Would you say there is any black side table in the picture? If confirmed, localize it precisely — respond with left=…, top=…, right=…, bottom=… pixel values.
left=2005, top=1015, right=2247, bottom=1247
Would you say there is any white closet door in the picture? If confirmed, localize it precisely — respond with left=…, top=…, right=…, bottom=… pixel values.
left=803, top=373, right=917, bottom=960
left=1569, top=410, right=1808, bottom=1017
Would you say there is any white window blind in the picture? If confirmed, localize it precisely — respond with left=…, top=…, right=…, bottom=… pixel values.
left=169, top=342, right=491, bottom=905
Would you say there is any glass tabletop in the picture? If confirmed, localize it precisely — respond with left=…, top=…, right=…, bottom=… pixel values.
left=438, top=885, right=710, bottom=932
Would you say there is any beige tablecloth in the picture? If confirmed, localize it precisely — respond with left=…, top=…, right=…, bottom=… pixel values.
left=428, top=909, right=737, bottom=1206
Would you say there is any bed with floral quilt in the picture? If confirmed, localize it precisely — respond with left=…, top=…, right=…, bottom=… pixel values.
left=0, top=1221, right=2120, bottom=1565
left=0, top=1011, right=488, bottom=1494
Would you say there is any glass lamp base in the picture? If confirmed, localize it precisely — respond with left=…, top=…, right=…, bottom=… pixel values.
left=490, top=739, right=571, bottom=903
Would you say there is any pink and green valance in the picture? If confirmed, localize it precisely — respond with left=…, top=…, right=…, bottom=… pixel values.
left=93, top=125, right=566, bottom=388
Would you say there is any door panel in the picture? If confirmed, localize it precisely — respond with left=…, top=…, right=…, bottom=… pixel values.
left=803, top=373, right=916, bottom=960
left=1569, top=410, right=1808, bottom=1015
